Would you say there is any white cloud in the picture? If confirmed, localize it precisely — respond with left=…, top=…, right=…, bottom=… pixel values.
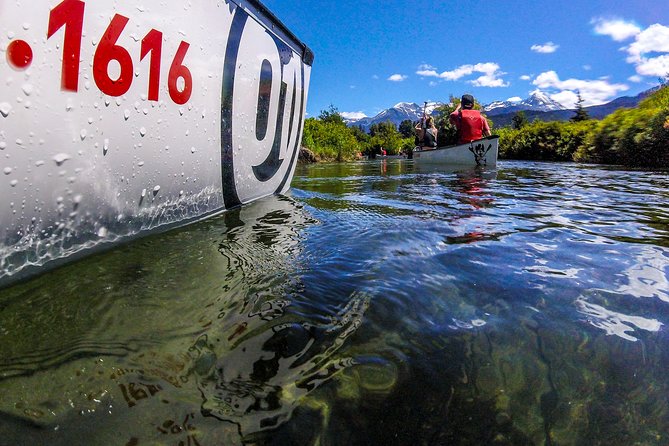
left=625, top=24, right=669, bottom=62
left=444, top=64, right=482, bottom=81
left=592, top=18, right=641, bottom=41
left=388, top=74, right=408, bottom=82
left=428, top=81, right=438, bottom=87
left=635, top=55, right=669, bottom=77
left=415, top=62, right=509, bottom=87
left=506, top=96, right=522, bottom=102
left=520, top=75, right=531, bottom=81
left=624, top=24, right=669, bottom=76
left=416, top=68, right=440, bottom=77
left=628, top=75, right=643, bottom=82
left=533, top=71, right=560, bottom=87
left=531, top=42, right=559, bottom=53
left=372, top=75, right=379, bottom=80
left=340, top=111, right=367, bottom=120
left=594, top=20, right=669, bottom=78
left=471, top=75, right=508, bottom=87
left=532, top=70, right=629, bottom=106
left=550, top=90, right=579, bottom=108
left=583, top=64, right=592, bottom=71
left=418, top=63, right=436, bottom=71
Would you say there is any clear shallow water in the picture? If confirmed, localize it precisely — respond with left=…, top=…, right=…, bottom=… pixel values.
left=1, top=160, right=669, bottom=445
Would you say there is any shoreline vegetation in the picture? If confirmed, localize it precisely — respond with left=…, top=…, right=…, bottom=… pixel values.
left=299, top=83, right=669, bottom=168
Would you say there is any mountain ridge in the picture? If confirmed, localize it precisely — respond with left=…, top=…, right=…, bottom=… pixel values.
left=489, top=88, right=657, bottom=127
left=344, top=101, right=445, bottom=131
left=484, top=91, right=566, bottom=115
left=345, top=88, right=655, bottom=130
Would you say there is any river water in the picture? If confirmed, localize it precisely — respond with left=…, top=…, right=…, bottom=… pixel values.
left=1, top=160, right=668, bottom=445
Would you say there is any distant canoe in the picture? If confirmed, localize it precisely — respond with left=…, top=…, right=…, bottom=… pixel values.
left=413, top=136, right=499, bottom=167
left=377, top=155, right=407, bottom=160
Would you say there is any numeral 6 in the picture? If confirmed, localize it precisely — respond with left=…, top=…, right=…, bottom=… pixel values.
left=168, top=41, right=193, bottom=105
left=93, top=14, right=133, bottom=97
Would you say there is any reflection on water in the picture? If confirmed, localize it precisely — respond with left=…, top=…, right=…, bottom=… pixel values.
left=576, top=296, right=663, bottom=342
left=0, top=195, right=366, bottom=445
left=1, top=160, right=669, bottom=445
left=616, top=246, right=669, bottom=302
left=190, top=291, right=367, bottom=436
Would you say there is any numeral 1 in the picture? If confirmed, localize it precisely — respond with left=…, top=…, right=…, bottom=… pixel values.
left=47, top=0, right=85, bottom=92
left=140, top=29, right=163, bottom=101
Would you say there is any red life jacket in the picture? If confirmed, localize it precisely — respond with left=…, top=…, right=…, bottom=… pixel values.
left=458, top=109, right=483, bottom=143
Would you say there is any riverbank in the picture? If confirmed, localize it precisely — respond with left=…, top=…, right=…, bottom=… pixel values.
left=300, top=85, right=669, bottom=168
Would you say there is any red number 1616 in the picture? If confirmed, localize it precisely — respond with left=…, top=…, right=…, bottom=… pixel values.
left=47, top=0, right=192, bottom=104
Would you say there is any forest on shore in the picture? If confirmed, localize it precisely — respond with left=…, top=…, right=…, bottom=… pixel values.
left=300, top=81, right=669, bottom=168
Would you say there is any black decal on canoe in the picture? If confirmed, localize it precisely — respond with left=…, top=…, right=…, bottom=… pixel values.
left=468, top=142, right=492, bottom=166
left=255, top=59, right=272, bottom=141
left=276, top=61, right=305, bottom=193
left=253, top=80, right=286, bottom=182
left=220, top=8, right=247, bottom=209
left=252, top=35, right=293, bottom=183
left=285, top=71, right=298, bottom=152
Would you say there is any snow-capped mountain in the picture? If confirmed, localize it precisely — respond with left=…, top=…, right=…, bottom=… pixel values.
left=344, top=87, right=653, bottom=130
left=484, top=91, right=566, bottom=116
left=345, top=101, right=445, bottom=131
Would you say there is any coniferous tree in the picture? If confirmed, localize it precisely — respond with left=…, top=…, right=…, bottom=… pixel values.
left=318, top=104, right=345, bottom=126
left=512, top=111, right=529, bottom=129
left=571, top=91, right=590, bottom=122
left=399, top=119, right=414, bottom=138
left=659, top=73, right=669, bottom=87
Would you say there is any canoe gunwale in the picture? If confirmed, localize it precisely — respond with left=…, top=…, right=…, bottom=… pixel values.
left=416, top=135, right=500, bottom=153
left=235, top=0, right=314, bottom=65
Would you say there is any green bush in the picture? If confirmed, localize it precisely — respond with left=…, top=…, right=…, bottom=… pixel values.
left=302, top=118, right=361, bottom=162
left=575, top=87, right=669, bottom=166
left=499, top=120, right=596, bottom=162
left=368, top=121, right=406, bottom=155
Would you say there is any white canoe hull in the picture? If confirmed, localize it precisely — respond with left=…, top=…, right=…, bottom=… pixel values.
left=0, top=0, right=312, bottom=286
left=413, top=136, right=499, bottom=167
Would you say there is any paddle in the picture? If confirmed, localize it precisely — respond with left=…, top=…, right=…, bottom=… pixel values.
left=421, top=101, right=428, bottom=129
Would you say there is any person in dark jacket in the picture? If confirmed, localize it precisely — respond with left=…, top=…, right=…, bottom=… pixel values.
left=415, top=116, right=438, bottom=150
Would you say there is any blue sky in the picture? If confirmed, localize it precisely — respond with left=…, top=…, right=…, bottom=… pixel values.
left=262, top=0, right=669, bottom=119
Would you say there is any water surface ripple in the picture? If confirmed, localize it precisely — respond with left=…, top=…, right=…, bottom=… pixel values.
left=1, top=160, right=668, bottom=445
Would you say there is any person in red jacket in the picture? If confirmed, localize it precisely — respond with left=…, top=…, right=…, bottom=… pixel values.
left=449, top=94, right=491, bottom=144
